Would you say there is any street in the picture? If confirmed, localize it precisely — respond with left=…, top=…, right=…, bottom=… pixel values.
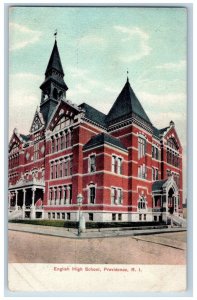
left=8, top=230, right=186, bottom=264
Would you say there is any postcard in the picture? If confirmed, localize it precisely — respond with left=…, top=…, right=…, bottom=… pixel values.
left=8, top=6, right=187, bottom=293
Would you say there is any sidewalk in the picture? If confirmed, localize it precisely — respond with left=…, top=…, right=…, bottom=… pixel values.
left=8, top=222, right=186, bottom=240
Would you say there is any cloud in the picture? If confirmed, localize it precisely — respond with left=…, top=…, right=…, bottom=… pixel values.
left=9, top=23, right=42, bottom=51
left=138, top=91, right=186, bottom=112
left=10, top=73, right=42, bottom=81
left=155, top=60, right=186, bottom=71
left=68, top=67, right=89, bottom=78
left=138, top=91, right=186, bottom=104
left=114, top=25, right=152, bottom=62
left=78, top=35, right=105, bottom=46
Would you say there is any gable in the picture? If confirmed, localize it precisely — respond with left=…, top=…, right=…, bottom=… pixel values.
left=47, top=99, right=81, bottom=132
left=30, top=109, right=45, bottom=133
left=164, top=126, right=182, bottom=151
left=9, top=130, right=23, bottom=153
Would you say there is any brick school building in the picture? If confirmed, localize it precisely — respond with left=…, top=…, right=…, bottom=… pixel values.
left=8, top=40, right=183, bottom=223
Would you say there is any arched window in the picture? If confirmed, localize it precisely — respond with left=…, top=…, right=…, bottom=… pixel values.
left=167, top=138, right=179, bottom=167
left=138, top=196, right=147, bottom=210
left=167, top=138, right=179, bottom=150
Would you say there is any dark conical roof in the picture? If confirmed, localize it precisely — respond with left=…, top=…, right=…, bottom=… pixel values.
left=45, top=40, right=64, bottom=76
left=106, top=79, right=151, bottom=125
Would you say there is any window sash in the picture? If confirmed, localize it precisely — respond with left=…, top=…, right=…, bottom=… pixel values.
left=90, top=187, right=95, bottom=204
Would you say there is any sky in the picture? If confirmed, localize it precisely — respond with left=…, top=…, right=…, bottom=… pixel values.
left=8, top=7, right=187, bottom=199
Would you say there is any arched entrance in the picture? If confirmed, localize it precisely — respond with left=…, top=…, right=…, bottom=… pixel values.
left=168, top=188, right=174, bottom=214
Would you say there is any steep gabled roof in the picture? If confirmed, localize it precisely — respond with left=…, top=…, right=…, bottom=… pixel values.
left=106, top=79, right=152, bottom=125
left=45, top=40, right=64, bottom=76
left=79, top=102, right=107, bottom=128
left=83, top=132, right=127, bottom=152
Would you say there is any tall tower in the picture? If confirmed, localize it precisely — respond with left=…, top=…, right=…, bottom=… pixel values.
left=39, top=40, right=68, bottom=124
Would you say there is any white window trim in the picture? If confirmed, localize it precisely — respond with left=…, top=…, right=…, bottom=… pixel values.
left=88, top=183, right=97, bottom=204
left=111, top=186, right=123, bottom=205
left=88, top=153, right=96, bottom=173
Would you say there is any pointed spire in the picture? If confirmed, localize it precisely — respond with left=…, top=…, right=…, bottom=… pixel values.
left=106, top=78, right=152, bottom=125
left=45, top=39, right=64, bottom=76
left=126, top=69, right=129, bottom=83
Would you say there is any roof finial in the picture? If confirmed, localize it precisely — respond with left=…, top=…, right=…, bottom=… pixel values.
left=127, top=69, right=129, bottom=82
left=54, top=29, right=57, bottom=41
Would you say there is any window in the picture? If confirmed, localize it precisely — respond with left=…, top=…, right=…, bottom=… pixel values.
left=117, top=189, right=122, bottom=204
left=111, top=188, right=123, bottom=205
left=117, top=158, right=122, bottom=174
left=55, top=163, right=58, bottom=178
left=167, top=138, right=179, bottom=167
left=139, top=214, right=142, bottom=221
left=70, top=158, right=72, bottom=175
left=89, top=186, right=96, bottom=204
left=62, top=213, right=65, bottom=219
left=52, top=212, right=55, bottom=219
left=59, top=188, right=62, bottom=203
left=144, top=214, right=146, bottom=221
left=138, top=196, right=146, bottom=210
left=152, top=145, right=159, bottom=160
left=112, top=156, right=116, bottom=173
left=111, top=188, right=116, bottom=204
left=64, top=159, right=68, bottom=177
left=57, top=212, right=60, bottom=219
left=112, top=213, right=116, bottom=221
left=155, top=169, right=159, bottom=180
left=51, top=138, right=55, bottom=153
left=138, top=137, right=146, bottom=159
left=59, top=161, right=63, bottom=177
left=67, top=213, right=71, bottom=220
left=49, top=189, right=53, bottom=204
left=54, top=189, right=57, bottom=205
left=152, top=168, right=159, bottom=181
left=48, top=213, right=51, bottom=219
left=50, top=164, right=54, bottom=179
left=60, top=134, right=64, bottom=150
left=118, top=214, right=122, bottom=221
left=138, top=164, right=146, bottom=179
left=89, top=155, right=96, bottom=173
left=69, top=185, right=72, bottom=204
left=56, top=136, right=59, bottom=152
left=34, top=143, right=39, bottom=161
left=112, top=155, right=122, bottom=174
left=89, top=213, right=93, bottom=221
left=65, top=131, right=69, bottom=148
left=152, top=168, right=155, bottom=181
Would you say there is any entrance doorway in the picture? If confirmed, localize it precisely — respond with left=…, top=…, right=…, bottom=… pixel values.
left=168, top=188, right=174, bottom=214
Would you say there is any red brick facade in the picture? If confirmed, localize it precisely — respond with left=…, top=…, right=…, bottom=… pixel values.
left=8, top=41, right=183, bottom=223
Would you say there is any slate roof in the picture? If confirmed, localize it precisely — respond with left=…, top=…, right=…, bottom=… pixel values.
left=83, top=132, right=127, bottom=151
left=40, top=99, right=58, bottom=125
left=106, top=79, right=152, bottom=125
left=45, top=40, right=64, bottom=76
left=20, top=134, right=30, bottom=142
left=152, top=179, right=168, bottom=192
left=153, top=126, right=170, bottom=138
left=40, top=75, right=68, bottom=90
left=79, top=103, right=106, bottom=127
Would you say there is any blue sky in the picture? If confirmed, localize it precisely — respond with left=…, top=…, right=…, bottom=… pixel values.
left=9, top=7, right=187, bottom=197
